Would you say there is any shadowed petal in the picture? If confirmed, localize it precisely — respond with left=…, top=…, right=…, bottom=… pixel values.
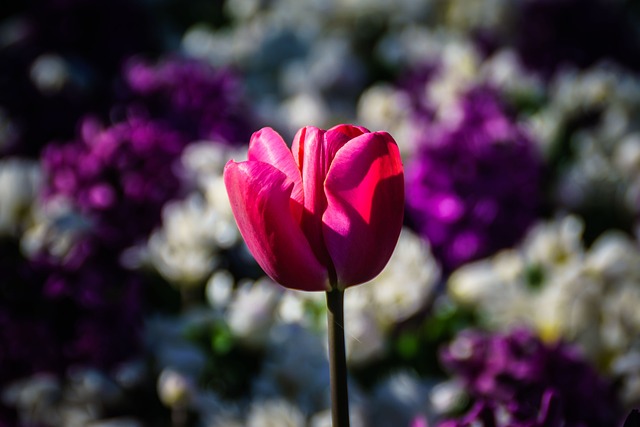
left=291, top=126, right=333, bottom=269
left=323, top=132, right=404, bottom=288
left=248, top=127, right=303, bottom=208
left=224, top=160, right=329, bottom=291
left=324, top=124, right=368, bottom=163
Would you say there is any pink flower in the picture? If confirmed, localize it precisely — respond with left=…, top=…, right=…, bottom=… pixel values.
left=224, top=124, right=404, bottom=291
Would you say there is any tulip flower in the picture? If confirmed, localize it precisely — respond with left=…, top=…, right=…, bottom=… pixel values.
left=224, top=124, right=404, bottom=292
left=224, top=124, right=404, bottom=427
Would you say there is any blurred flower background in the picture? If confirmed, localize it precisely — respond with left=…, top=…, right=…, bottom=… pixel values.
left=1, top=0, right=640, bottom=426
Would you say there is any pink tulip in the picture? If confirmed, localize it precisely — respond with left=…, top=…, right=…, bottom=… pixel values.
left=224, top=124, right=404, bottom=291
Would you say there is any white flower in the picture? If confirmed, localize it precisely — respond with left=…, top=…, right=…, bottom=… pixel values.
left=20, top=196, right=91, bottom=261
left=279, top=91, right=330, bottom=136
left=206, top=270, right=236, bottom=309
left=278, top=291, right=308, bottom=324
left=275, top=288, right=325, bottom=329
left=225, top=0, right=263, bottom=20
left=147, top=195, right=220, bottom=285
left=280, top=36, right=365, bottom=97
left=157, top=369, right=195, bottom=408
left=3, top=370, right=144, bottom=427
left=480, top=49, right=544, bottom=99
left=520, top=215, right=585, bottom=268
left=526, top=63, right=640, bottom=217
left=0, top=157, right=41, bottom=235
left=365, top=228, right=440, bottom=325
left=181, top=142, right=245, bottom=187
left=183, top=143, right=242, bottom=244
left=449, top=251, right=527, bottom=329
left=142, top=142, right=243, bottom=286
left=423, top=37, right=481, bottom=124
left=614, top=134, right=640, bottom=185
left=584, top=231, right=640, bottom=281
left=227, top=277, right=283, bottom=348
left=376, top=26, right=438, bottom=68
left=448, top=216, right=591, bottom=338
left=357, top=84, right=417, bottom=158
left=277, top=290, right=323, bottom=326
left=612, top=351, right=640, bottom=407
left=309, top=406, right=367, bottom=427
left=3, top=374, right=61, bottom=426
left=429, top=379, right=466, bottom=415
left=246, top=400, right=306, bottom=427
left=30, top=53, right=71, bottom=95
left=339, top=228, right=440, bottom=365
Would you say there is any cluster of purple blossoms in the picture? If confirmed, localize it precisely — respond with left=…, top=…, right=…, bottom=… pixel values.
left=121, top=56, right=253, bottom=145
left=42, top=116, right=186, bottom=251
left=405, top=87, right=542, bottom=273
left=42, top=55, right=255, bottom=253
left=438, top=329, right=621, bottom=427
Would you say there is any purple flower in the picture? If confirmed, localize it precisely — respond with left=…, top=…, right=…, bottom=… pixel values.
left=40, top=56, right=255, bottom=253
left=438, top=328, right=621, bottom=427
left=42, top=116, right=186, bottom=250
left=121, top=56, right=254, bottom=145
left=405, top=87, right=542, bottom=272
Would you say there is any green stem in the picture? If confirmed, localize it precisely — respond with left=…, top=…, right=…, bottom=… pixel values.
left=326, top=288, right=350, bottom=427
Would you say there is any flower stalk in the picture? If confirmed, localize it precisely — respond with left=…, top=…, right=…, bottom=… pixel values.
left=326, top=287, right=350, bottom=427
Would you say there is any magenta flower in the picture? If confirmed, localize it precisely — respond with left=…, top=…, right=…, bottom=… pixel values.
left=224, top=124, right=404, bottom=291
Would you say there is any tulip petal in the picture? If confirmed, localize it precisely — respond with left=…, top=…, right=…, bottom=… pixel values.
left=291, top=126, right=333, bottom=269
left=323, top=131, right=405, bottom=288
left=324, top=124, right=369, bottom=162
left=248, top=127, right=303, bottom=208
left=224, top=160, right=329, bottom=291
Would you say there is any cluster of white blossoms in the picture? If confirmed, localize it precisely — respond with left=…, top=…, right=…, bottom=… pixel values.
left=205, top=227, right=440, bottom=364
left=449, top=215, right=640, bottom=406
left=140, top=141, right=246, bottom=286
left=343, top=228, right=441, bottom=364
left=139, top=227, right=442, bottom=426
left=181, top=0, right=524, bottom=139
left=3, top=365, right=146, bottom=427
left=178, top=0, right=545, bottom=163
left=528, top=63, right=640, bottom=221
left=181, top=0, right=375, bottom=136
